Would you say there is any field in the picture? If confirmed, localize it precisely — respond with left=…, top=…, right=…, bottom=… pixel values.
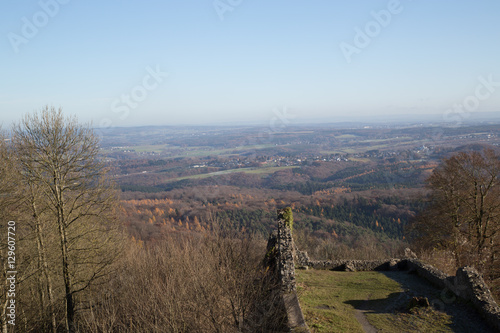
left=164, top=165, right=300, bottom=182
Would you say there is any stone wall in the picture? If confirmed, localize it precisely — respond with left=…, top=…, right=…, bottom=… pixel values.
left=454, top=267, right=500, bottom=331
left=267, top=210, right=500, bottom=332
left=298, top=253, right=500, bottom=332
left=265, top=210, right=309, bottom=332
left=304, top=259, right=401, bottom=271
left=403, top=259, right=500, bottom=331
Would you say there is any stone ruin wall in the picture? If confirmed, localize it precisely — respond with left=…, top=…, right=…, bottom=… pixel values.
left=267, top=211, right=500, bottom=332
left=295, top=250, right=500, bottom=332
left=265, top=214, right=310, bottom=332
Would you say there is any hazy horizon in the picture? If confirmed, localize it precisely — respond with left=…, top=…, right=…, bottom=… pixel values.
left=2, top=1, right=500, bottom=128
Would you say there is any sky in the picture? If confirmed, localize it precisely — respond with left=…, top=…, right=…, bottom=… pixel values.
left=1, top=0, right=500, bottom=128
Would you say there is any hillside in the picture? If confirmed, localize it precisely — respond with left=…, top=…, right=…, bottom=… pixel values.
left=108, top=124, right=500, bottom=266
left=3, top=118, right=500, bottom=331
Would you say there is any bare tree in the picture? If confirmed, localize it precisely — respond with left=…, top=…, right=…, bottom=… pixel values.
left=25, top=180, right=58, bottom=333
left=12, top=106, right=120, bottom=333
left=409, top=148, right=500, bottom=273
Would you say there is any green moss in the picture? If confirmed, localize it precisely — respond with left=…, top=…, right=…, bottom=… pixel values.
left=265, top=245, right=276, bottom=259
left=278, top=207, right=294, bottom=232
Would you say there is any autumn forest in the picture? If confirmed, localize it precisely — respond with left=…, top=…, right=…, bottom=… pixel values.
left=1, top=107, right=500, bottom=332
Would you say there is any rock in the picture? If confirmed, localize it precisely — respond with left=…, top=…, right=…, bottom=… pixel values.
left=404, top=248, right=418, bottom=259
left=295, top=250, right=311, bottom=267
left=344, top=262, right=356, bottom=272
left=409, top=296, right=429, bottom=309
left=389, top=259, right=399, bottom=271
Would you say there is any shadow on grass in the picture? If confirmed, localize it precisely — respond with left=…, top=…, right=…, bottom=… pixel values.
left=343, top=271, right=495, bottom=333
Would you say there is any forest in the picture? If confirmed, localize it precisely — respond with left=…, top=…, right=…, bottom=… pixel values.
left=1, top=107, right=499, bottom=332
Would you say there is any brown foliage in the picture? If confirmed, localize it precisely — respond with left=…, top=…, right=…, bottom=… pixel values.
left=294, top=228, right=406, bottom=260
left=80, top=230, right=286, bottom=332
left=409, top=148, right=500, bottom=299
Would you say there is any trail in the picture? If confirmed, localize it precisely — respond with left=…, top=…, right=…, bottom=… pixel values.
left=353, top=295, right=378, bottom=333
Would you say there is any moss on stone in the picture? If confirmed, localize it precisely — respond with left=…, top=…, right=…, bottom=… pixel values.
left=278, top=207, right=294, bottom=232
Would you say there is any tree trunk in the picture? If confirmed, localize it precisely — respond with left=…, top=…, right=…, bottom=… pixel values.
left=59, top=220, right=75, bottom=333
left=29, top=183, right=58, bottom=333
left=55, top=175, right=75, bottom=333
left=34, top=211, right=57, bottom=333
left=1, top=296, right=8, bottom=333
left=2, top=256, right=10, bottom=333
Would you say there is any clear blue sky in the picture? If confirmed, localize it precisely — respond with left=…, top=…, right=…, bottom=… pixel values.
left=1, top=0, right=499, bottom=127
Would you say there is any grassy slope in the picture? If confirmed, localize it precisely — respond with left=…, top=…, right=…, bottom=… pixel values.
left=296, top=270, right=491, bottom=333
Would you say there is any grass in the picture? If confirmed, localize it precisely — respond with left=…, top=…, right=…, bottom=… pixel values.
left=335, top=134, right=359, bottom=139
left=319, top=150, right=346, bottom=155
left=165, top=165, right=299, bottom=182
left=101, top=144, right=167, bottom=154
left=245, top=166, right=299, bottom=174
left=167, top=168, right=252, bottom=181
left=105, top=143, right=282, bottom=158
left=358, top=137, right=413, bottom=143
left=296, top=270, right=457, bottom=333
left=132, top=145, right=167, bottom=153
left=180, top=144, right=277, bottom=157
left=347, top=157, right=372, bottom=163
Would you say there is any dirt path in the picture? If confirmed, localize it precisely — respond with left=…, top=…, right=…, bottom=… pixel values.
left=354, top=297, right=378, bottom=333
